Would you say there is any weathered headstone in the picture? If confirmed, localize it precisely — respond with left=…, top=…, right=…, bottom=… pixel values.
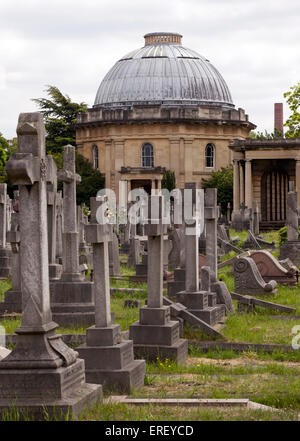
left=50, top=145, right=95, bottom=326
left=250, top=250, right=297, bottom=285
left=0, top=112, right=102, bottom=420
left=130, top=195, right=188, bottom=362
left=168, top=228, right=181, bottom=270
left=0, top=212, right=22, bottom=314
left=205, top=188, right=218, bottom=279
left=176, top=187, right=225, bottom=326
left=0, top=184, right=11, bottom=278
left=78, top=197, right=145, bottom=392
left=244, top=229, right=261, bottom=250
left=279, top=190, right=300, bottom=265
left=253, top=200, right=260, bottom=235
left=108, top=230, right=121, bottom=275
left=47, top=182, right=62, bottom=280
left=55, top=190, right=63, bottom=264
left=234, top=256, right=277, bottom=296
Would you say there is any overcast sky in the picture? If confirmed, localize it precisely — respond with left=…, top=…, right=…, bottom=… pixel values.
left=0, top=0, right=299, bottom=139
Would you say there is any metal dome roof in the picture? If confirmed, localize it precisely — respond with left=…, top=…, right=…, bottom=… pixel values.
left=94, top=33, right=234, bottom=108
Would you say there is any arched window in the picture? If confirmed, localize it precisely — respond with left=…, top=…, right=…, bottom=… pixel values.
left=142, top=143, right=154, bottom=167
left=92, top=145, right=99, bottom=169
left=205, top=143, right=214, bottom=168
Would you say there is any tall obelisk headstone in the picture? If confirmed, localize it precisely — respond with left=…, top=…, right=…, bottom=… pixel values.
left=205, top=188, right=218, bottom=280
left=78, top=197, right=145, bottom=392
left=130, top=195, right=188, bottom=362
left=50, top=145, right=95, bottom=326
left=0, top=112, right=102, bottom=420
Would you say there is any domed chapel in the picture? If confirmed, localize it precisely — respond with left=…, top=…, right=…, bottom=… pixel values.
left=76, top=32, right=255, bottom=201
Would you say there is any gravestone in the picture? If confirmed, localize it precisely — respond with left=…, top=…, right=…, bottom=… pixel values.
left=279, top=190, right=300, bottom=265
left=0, top=184, right=11, bottom=278
left=253, top=200, right=260, bottom=236
left=234, top=256, right=277, bottom=296
left=0, top=347, right=10, bottom=361
left=205, top=189, right=217, bottom=279
left=50, top=145, right=95, bottom=326
left=0, top=112, right=102, bottom=420
left=176, top=187, right=225, bottom=326
left=244, top=230, right=261, bottom=250
left=203, top=266, right=235, bottom=314
left=168, top=228, right=181, bottom=270
left=130, top=195, right=188, bottom=362
left=0, top=212, right=22, bottom=314
left=227, top=202, right=231, bottom=224
left=55, top=190, right=63, bottom=264
left=77, top=205, right=90, bottom=254
left=250, top=250, right=297, bottom=285
left=77, top=197, right=145, bottom=393
left=108, top=230, right=121, bottom=275
left=47, top=182, right=62, bottom=280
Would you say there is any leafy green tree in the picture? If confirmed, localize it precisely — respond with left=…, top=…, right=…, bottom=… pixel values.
left=161, top=170, right=176, bottom=192
left=75, top=153, right=105, bottom=206
left=202, top=166, right=233, bottom=214
left=284, top=82, right=300, bottom=138
left=249, top=129, right=283, bottom=139
left=0, top=133, right=8, bottom=170
left=33, top=85, right=105, bottom=205
left=32, top=85, right=88, bottom=154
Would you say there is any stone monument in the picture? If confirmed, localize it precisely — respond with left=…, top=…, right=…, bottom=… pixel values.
left=77, top=197, right=145, bottom=392
left=234, top=256, right=277, bottom=296
left=0, top=112, right=102, bottom=420
left=130, top=195, right=188, bottom=362
left=0, top=184, right=11, bottom=278
left=50, top=145, right=94, bottom=326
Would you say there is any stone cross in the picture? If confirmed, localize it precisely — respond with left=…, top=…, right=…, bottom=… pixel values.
left=145, top=195, right=165, bottom=308
left=0, top=184, right=7, bottom=249
left=184, top=183, right=199, bottom=293
left=205, top=188, right=218, bottom=279
left=0, top=113, right=102, bottom=416
left=58, top=145, right=82, bottom=281
left=86, top=197, right=112, bottom=327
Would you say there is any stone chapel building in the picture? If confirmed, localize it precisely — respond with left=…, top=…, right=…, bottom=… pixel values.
left=76, top=32, right=254, bottom=201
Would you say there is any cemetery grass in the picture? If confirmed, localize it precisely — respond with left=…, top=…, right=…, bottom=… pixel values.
left=78, top=402, right=298, bottom=421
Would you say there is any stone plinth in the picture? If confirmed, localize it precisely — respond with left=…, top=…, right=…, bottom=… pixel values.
left=50, top=280, right=95, bottom=327
left=129, top=306, right=188, bottom=363
left=78, top=324, right=145, bottom=393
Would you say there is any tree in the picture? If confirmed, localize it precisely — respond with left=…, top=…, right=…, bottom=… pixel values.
left=284, top=82, right=300, bottom=138
left=75, top=153, right=105, bottom=206
left=0, top=133, right=8, bottom=170
left=33, top=86, right=105, bottom=205
left=202, top=166, right=233, bottom=214
left=249, top=129, right=283, bottom=139
left=161, top=170, right=176, bottom=192
left=32, top=85, right=88, bottom=154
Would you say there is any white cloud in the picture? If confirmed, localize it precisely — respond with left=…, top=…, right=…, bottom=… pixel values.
left=0, top=0, right=299, bottom=137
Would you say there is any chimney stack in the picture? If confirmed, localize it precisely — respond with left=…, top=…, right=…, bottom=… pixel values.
left=274, top=103, right=283, bottom=135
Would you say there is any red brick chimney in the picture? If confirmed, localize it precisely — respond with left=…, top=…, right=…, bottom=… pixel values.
left=274, top=103, right=283, bottom=134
